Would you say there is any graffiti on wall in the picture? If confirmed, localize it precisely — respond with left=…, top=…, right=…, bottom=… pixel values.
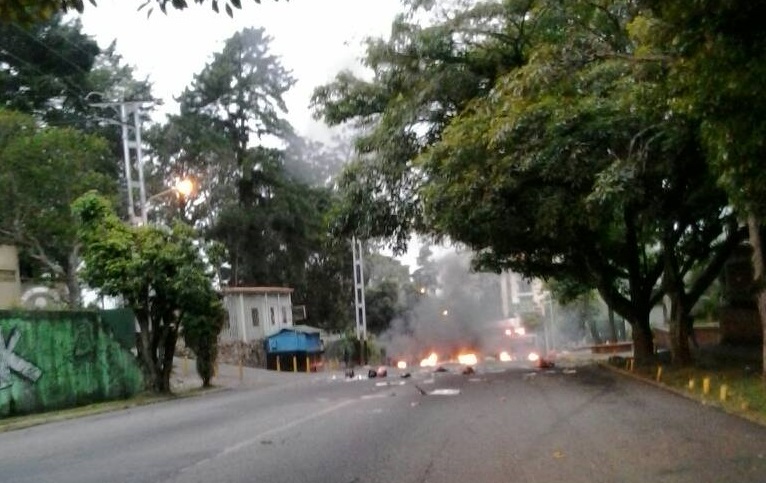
left=0, top=327, right=42, bottom=390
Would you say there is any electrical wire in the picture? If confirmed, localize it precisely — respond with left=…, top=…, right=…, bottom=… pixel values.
left=10, top=23, right=93, bottom=79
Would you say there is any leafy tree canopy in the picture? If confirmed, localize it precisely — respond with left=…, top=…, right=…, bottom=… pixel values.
left=0, top=108, right=117, bottom=306
left=73, top=192, right=225, bottom=391
left=314, top=0, right=744, bottom=363
left=0, top=0, right=273, bottom=24
left=144, top=25, right=358, bottom=334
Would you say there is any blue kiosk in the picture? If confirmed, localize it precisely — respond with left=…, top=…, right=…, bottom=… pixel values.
left=265, top=325, right=324, bottom=372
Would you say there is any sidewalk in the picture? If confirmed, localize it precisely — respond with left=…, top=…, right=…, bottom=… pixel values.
left=170, top=357, right=322, bottom=392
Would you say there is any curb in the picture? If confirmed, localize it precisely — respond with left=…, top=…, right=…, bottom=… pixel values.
left=598, top=362, right=766, bottom=428
left=0, top=385, right=228, bottom=434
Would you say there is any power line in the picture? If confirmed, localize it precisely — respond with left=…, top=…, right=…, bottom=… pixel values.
left=10, top=23, right=92, bottom=79
left=0, top=42, right=90, bottom=101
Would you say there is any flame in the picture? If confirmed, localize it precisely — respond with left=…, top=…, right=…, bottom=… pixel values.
left=396, top=360, right=408, bottom=370
left=457, top=353, right=478, bottom=366
left=420, top=352, right=438, bottom=367
left=499, top=351, right=512, bottom=362
left=527, top=352, right=540, bottom=362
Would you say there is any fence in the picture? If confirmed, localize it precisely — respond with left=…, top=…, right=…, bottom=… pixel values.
left=0, top=310, right=143, bottom=417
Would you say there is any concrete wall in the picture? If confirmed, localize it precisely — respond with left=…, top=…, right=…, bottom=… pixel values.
left=0, top=245, right=21, bottom=309
left=0, top=310, right=143, bottom=418
left=222, top=291, right=294, bottom=342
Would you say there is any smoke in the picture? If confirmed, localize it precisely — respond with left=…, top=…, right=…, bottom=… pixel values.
left=378, top=250, right=507, bottom=360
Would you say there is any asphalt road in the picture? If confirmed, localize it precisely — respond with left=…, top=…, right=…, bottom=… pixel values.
left=1, top=362, right=765, bottom=483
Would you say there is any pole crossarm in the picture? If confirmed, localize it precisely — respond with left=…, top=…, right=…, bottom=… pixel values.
left=87, top=95, right=156, bottom=226
left=352, top=237, right=368, bottom=343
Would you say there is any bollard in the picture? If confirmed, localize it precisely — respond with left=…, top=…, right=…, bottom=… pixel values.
left=276, top=356, right=281, bottom=372
left=702, top=377, right=710, bottom=395
left=182, top=355, right=189, bottom=377
left=306, top=355, right=310, bottom=372
left=238, top=359, right=244, bottom=381
left=719, top=384, right=728, bottom=402
left=629, top=358, right=634, bottom=372
left=655, top=365, right=663, bottom=382
left=688, top=378, right=695, bottom=391
left=293, top=355, right=297, bottom=373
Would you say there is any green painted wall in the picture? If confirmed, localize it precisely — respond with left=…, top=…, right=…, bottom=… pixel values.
left=0, top=310, right=143, bottom=417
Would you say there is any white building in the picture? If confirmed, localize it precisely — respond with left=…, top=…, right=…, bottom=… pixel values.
left=499, top=270, right=547, bottom=322
left=221, top=287, right=294, bottom=342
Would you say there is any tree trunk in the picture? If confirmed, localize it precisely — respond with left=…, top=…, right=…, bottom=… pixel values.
left=631, top=316, right=654, bottom=365
left=153, top=319, right=177, bottom=394
left=136, top=314, right=162, bottom=392
left=587, top=319, right=603, bottom=345
left=746, top=215, right=766, bottom=381
left=607, top=307, right=618, bottom=343
left=662, top=227, right=694, bottom=366
left=158, top=328, right=177, bottom=393
left=668, top=293, right=693, bottom=366
left=65, top=249, right=81, bottom=308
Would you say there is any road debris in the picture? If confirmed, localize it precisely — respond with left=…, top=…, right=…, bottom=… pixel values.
left=430, top=389, right=460, bottom=396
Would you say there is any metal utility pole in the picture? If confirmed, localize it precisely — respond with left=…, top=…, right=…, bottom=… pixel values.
left=541, top=295, right=556, bottom=356
left=500, top=270, right=510, bottom=320
left=90, top=98, right=152, bottom=225
left=351, top=237, right=367, bottom=364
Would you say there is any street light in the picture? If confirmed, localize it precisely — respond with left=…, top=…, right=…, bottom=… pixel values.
left=146, top=178, right=195, bottom=204
left=140, top=178, right=195, bottom=224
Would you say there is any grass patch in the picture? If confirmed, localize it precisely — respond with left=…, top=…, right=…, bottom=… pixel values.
left=608, top=354, right=766, bottom=425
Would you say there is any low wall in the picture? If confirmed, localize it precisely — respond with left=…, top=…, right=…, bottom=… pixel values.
left=591, top=342, right=633, bottom=354
left=653, top=324, right=721, bottom=350
left=0, top=310, right=143, bottom=418
left=217, top=340, right=266, bottom=368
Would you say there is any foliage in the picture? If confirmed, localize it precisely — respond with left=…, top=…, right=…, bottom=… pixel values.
left=72, top=193, right=224, bottom=392
left=0, top=108, right=117, bottom=306
left=149, top=26, right=356, bottom=333
left=520, top=311, right=543, bottom=333
left=159, top=26, right=298, bottom=271
left=365, top=279, right=401, bottom=335
left=641, top=1, right=766, bottom=219
left=0, top=0, right=267, bottom=24
left=313, top=0, right=743, bottom=364
left=635, top=1, right=766, bottom=367
left=0, top=15, right=153, bottom=222
left=0, top=16, right=150, bottom=130
left=175, top=27, right=294, bottom=202
left=283, top=132, right=353, bottom=188
left=300, top=237, right=354, bottom=332
left=0, top=16, right=97, bottom=123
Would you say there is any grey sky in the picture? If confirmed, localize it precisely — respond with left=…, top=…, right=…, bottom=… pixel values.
left=79, top=0, right=449, bottom=271
left=80, top=0, right=401, bottom=141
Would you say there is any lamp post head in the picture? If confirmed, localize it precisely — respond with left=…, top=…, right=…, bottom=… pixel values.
left=176, top=178, right=194, bottom=198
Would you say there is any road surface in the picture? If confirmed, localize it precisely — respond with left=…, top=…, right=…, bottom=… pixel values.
left=0, top=362, right=764, bottom=482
